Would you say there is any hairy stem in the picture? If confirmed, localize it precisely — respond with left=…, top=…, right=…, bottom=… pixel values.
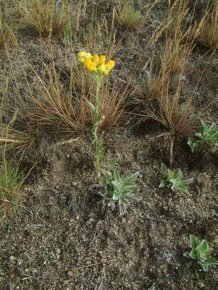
left=92, top=75, right=103, bottom=182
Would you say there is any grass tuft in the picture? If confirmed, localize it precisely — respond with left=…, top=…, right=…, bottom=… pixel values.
left=197, top=3, right=218, bottom=50
left=4, top=50, right=126, bottom=159
left=0, top=124, right=39, bottom=159
left=20, top=0, right=70, bottom=37
left=0, top=157, right=23, bottom=223
left=117, top=3, right=142, bottom=30
left=0, top=11, right=12, bottom=49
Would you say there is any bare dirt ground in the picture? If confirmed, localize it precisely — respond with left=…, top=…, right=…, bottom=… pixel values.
left=0, top=1, right=217, bottom=289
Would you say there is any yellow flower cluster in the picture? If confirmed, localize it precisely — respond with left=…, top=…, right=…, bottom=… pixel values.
left=78, top=51, right=115, bottom=76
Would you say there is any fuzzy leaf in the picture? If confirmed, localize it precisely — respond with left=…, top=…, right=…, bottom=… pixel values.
left=190, top=235, right=200, bottom=249
left=196, top=240, right=209, bottom=254
left=189, top=250, right=197, bottom=260
left=86, top=100, right=95, bottom=112
left=187, top=138, right=198, bottom=153
left=199, top=261, right=209, bottom=272
left=125, top=171, right=140, bottom=181
left=183, top=251, right=190, bottom=258
left=108, top=200, right=116, bottom=210
left=160, top=163, right=167, bottom=176
left=205, top=256, right=218, bottom=265
left=174, top=168, right=182, bottom=179
left=159, top=180, right=167, bottom=188
left=184, top=178, right=193, bottom=185
left=171, top=180, right=189, bottom=193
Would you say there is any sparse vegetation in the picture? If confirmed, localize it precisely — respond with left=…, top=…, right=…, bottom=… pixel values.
left=117, top=3, right=142, bottom=30
left=184, top=235, right=218, bottom=271
left=188, top=121, right=218, bottom=152
left=100, top=169, right=140, bottom=215
left=197, top=2, right=218, bottom=50
left=21, top=0, right=70, bottom=37
left=78, top=51, right=115, bottom=181
left=0, top=0, right=217, bottom=289
left=0, top=11, right=12, bottom=49
left=63, top=19, right=72, bottom=44
left=136, top=0, right=199, bottom=164
left=159, top=163, right=193, bottom=193
left=0, top=157, right=23, bottom=222
left=0, top=124, right=39, bottom=159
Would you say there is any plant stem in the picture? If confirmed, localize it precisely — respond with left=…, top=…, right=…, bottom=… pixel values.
left=93, top=75, right=103, bottom=182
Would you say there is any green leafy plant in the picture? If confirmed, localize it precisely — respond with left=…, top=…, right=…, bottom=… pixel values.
left=184, top=235, right=218, bottom=272
left=188, top=121, right=218, bottom=153
left=159, top=163, right=193, bottom=193
left=100, top=169, right=140, bottom=215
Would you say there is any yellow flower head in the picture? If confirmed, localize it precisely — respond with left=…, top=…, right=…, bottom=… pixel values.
left=78, top=51, right=115, bottom=76
left=92, top=54, right=100, bottom=64
left=78, top=51, right=92, bottom=64
left=105, top=60, right=115, bottom=72
left=99, top=55, right=106, bottom=65
left=84, top=58, right=97, bottom=72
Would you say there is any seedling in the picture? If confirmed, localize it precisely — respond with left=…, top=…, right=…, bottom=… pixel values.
left=100, top=169, right=140, bottom=215
left=184, top=235, right=218, bottom=272
left=159, top=163, right=193, bottom=193
left=188, top=121, right=218, bottom=152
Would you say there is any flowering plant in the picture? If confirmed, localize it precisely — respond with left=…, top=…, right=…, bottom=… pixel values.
left=78, top=51, right=115, bottom=181
left=78, top=51, right=115, bottom=76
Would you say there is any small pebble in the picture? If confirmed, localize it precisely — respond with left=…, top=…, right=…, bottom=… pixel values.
left=55, top=248, right=61, bottom=255
left=67, top=270, right=74, bottom=278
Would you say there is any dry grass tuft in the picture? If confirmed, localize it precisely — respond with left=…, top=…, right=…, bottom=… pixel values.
left=116, top=3, right=142, bottom=30
left=4, top=50, right=126, bottom=158
left=144, top=63, right=195, bottom=138
left=20, top=0, right=70, bottom=37
left=142, top=72, right=195, bottom=164
left=18, top=62, right=80, bottom=135
left=196, top=3, right=218, bottom=50
left=0, top=12, right=12, bottom=49
left=70, top=64, right=127, bottom=130
left=161, top=0, right=196, bottom=75
left=0, top=157, right=23, bottom=223
left=0, top=124, right=39, bottom=159
left=135, top=0, right=199, bottom=163
left=151, top=87, right=194, bottom=139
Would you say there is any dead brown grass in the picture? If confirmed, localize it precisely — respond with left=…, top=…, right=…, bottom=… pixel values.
left=0, top=12, right=12, bottom=49
left=116, top=2, right=142, bottom=31
left=20, top=0, right=69, bottom=37
left=18, top=62, right=80, bottom=134
left=70, top=59, right=128, bottom=130
left=161, top=0, right=196, bottom=75
left=196, top=3, right=218, bottom=50
left=135, top=0, right=199, bottom=163
left=0, top=41, right=127, bottom=159
left=0, top=124, right=39, bottom=159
